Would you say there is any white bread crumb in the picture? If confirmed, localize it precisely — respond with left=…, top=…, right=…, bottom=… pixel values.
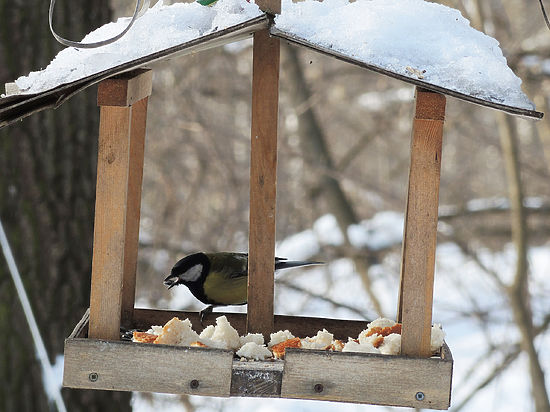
left=358, top=331, right=383, bottom=346
left=367, top=317, right=397, bottom=330
left=331, top=339, right=345, bottom=351
left=146, top=325, right=163, bottom=335
left=199, top=325, right=215, bottom=339
left=240, top=333, right=264, bottom=347
left=268, top=330, right=295, bottom=347
left=153, top=317, right=200, bottom=346
left=431, top=323, right=445, bottom=352
left=236, top=342, right=273, bottom=360
left=210, top=316, right=241, bottom=350
left=379, top=333, right=401, bottom=355
left=301, top=329, right=334, bottom=349
left=342, top=338, right=380, bottom=354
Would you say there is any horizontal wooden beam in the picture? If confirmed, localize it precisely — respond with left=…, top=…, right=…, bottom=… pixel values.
left=64, top=338, right=233, bottom=396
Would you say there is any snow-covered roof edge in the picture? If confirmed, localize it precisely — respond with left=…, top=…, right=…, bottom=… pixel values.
left=270, top=27, right=543, bottom=120
left=0, top=15, right=268, bottom=129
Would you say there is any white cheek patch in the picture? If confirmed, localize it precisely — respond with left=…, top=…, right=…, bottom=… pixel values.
left=182, top=264, right=203, bottom=282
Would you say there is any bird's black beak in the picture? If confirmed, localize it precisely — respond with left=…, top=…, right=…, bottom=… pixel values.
left=163, top=274, right=179, bottom=289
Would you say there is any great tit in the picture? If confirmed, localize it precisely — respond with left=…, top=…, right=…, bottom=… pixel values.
left=164, top=252, right=321, bottom=322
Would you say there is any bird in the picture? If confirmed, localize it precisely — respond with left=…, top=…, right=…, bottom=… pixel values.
left=163, top=252, right=322, bottom=323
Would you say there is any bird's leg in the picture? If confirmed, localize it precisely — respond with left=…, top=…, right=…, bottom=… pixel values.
left=199, top=305, right=215, bottom=326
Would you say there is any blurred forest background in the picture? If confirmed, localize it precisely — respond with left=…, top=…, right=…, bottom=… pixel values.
left=0, top=0, right=549, bottom=411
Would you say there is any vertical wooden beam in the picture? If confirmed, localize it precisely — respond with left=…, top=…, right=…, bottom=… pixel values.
left=398, top=87, right=446, bottom=357
left=247, top=26, right=280, bottom=338
left=121, top=96, right=148, bottom=328
left=89, top=69, right=152, bottom=340
left=255, top=0, right=281, bottom=14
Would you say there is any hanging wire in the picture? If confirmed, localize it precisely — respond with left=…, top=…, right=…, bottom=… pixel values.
left=539, top=0, right=550, bottom=30
left=49, top=0, right=149, bottom=48
left=0, top=218, right=67, bottom=412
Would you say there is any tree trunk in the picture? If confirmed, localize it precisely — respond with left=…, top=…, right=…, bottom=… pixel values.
left=0, top=1, right=131, bottom=411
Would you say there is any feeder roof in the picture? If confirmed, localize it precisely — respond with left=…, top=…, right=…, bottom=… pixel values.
left=0, top=0, right=542, bottom=128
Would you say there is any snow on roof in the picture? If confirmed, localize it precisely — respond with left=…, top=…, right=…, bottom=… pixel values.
left=8, top=0, right=263, bottom=96
left=0, top=0, right=542, bottom=122
left=274, top=0, right=534, bottom=112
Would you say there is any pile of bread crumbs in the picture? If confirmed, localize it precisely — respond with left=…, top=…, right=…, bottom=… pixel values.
left=132, top=315, right=445, bottom=360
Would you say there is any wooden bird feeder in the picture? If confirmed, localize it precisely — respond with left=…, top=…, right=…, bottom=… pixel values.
left=0, top=0, right=543, bottom=409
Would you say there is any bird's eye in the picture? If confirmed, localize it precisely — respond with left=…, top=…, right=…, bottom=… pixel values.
left=182, top=264, right=203, bottom=282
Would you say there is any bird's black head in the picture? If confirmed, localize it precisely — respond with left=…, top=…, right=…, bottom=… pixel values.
left=163, top=252, right=210, bottom=289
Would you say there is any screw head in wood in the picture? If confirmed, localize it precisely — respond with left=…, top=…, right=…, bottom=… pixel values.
left=89, top=372, right=99, bottom=382
left=415, top=391, right=425, bottom=401
left=314, top=383, right=324, bottom=393
left=190, top=379, right=200, bottom=389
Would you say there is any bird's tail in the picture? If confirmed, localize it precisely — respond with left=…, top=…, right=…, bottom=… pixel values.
left=275, top=259, right=323, bottom=270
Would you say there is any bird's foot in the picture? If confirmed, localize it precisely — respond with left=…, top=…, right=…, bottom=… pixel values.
left=199, top=305, right=215, bottom=326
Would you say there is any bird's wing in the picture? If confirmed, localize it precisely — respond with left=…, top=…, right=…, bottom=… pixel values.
left=207, top=252, right=248, bottom=279
left=202, top=270, right=248, bottom=305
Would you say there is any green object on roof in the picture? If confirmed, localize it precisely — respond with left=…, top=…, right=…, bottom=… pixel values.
left=196, top=0, right=218, bottom=5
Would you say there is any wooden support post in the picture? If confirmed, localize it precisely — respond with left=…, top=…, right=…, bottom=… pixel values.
left=255, top=0, right=281, bottom=14
left=88, top=69, right=152, bottom=340
left=247, top=19, right=280, bottom=338
left=398, top=87, right=446, bottom=357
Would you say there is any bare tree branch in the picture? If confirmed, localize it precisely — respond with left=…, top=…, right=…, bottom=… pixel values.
left=276, top=279, right=371, bottom=320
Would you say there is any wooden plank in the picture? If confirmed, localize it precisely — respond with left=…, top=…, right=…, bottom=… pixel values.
left=63, top=338, right=234, bottom=396
left=247, top=28, right=280, bottom=338
left=230, top=360, right=284, bottom=397
left=88, top=104, right=133, bottom=340
left=89, top=71, right=151, bottom=338
left=97, top=69, right=153, bottom=107
left=281, top=349, right=452, bottom=409
left=133, top=309, right=371, bottom=341
left=120, top=96, right=149, bottom=327
left=398, top=88, right=446, bottom=357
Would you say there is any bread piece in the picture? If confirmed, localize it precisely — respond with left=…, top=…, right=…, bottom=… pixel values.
left=240, top=333, right=264, bottom=347
left=271, top=337, right=301, bottom=359
left=132, top=331, right=157, bottom=343
left=329, top=339, right=345, bottom=351
left=268, top=330, right=295, bottom=347
left=431, top=324, right=445, bottom=353
left=301, top=329, right=334, bottom=350
left=236, top=342, right=272, bottom=360
left=153, top=317, right=200, bottom=346
left=210, top=316, right=241, bottom=350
